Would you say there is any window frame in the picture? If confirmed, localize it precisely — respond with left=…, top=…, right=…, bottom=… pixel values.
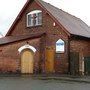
left=27, top=10, right=42, bottom=27
left=56, top=39, right=65, bottom=53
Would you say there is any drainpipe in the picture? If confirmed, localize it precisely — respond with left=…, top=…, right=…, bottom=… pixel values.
left=40, top=33, right=46, bottom=74
left=67, top=36, right=71, bottom=75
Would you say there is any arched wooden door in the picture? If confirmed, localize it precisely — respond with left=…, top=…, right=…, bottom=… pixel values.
left=21, top=49, right=34, bottom=74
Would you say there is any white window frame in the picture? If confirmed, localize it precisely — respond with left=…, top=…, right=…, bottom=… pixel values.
left=56, top=39, right=65, bottom=53
left=27, top=10, right=42, bottom=27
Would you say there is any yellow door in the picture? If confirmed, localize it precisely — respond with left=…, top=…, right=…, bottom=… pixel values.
left=45, top=47, right=55, bottom=73
left=21, top=50, right=34, bottom=74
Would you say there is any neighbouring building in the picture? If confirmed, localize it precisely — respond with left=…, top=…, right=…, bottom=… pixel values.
left=0, top=0, right=90, bottom=75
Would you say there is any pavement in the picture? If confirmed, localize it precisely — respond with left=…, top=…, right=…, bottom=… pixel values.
left=34, top=76, right=90, bottom=83
left=0, top=76, right=90, bottom=90
left=22, top=74, right=90, bottom=83
left=0, top=74, right=90, bottom=83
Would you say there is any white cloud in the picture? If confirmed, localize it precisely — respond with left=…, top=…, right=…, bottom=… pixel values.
left=0, top=0, right=90, bottom=36
left=0, top=0, right=26, bottom=35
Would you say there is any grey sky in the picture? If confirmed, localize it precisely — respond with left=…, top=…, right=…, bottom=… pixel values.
left=0, top=0, right=90, bottom=36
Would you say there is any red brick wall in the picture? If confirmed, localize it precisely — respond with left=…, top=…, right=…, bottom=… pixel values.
left=70, top=40, right=90, bottom=57
left=0, top=38, right=41, bottom=73
left=6, top=1, right=69, bottom=74
left=9, top=1, right=68, bottom=38
left=0, top=1, right=89, bottom=74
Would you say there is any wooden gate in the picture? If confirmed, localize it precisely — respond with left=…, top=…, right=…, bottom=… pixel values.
left=84, top=57, right=90, bottom=75
left=21, top=49, right=34, bottom=74
left=70, top=52, right=79, bottom=75
left=45, top=47, right=55, bottom=73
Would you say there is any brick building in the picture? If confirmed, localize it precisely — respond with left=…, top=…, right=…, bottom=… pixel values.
left=0, top=0, right=90, bottom=75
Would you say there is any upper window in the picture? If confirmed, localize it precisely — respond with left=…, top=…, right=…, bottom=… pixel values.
left=56, top=39, right=65, bottom=53
left=27, top=10, right=42, bottom=27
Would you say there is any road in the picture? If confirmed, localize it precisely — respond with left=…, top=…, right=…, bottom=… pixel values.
left=0, top=77, right=90, bottom=90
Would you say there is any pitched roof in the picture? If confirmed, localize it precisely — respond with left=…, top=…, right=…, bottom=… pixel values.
left=0, top=32, right=45, bottom=45
left=6, top=0, right=90, bottom=38
left=37, top=0, right=90, bottom=38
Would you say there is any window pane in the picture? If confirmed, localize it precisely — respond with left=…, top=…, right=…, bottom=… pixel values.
left=38, top=12, right=42, bottom=25
left=35, top=12, right=42, bottom=26
left=28, top=14, right=33, bottom=26
left=27, top=10, right=42, bottom=27
left=56, top=39, right=65, bottom=53
left=28, top=15, right=31, bottom=26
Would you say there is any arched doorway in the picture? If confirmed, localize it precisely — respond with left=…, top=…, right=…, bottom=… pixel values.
left=18, top=44, right=36, bottom=74
left=21, top=49, right=34, bottom=74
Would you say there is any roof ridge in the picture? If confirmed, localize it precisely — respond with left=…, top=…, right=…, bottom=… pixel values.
left=41, top=0, right=89, bottom=27
left=37, top=0, right=90, bottom=38
left=39, top=0, right=82, bottom=23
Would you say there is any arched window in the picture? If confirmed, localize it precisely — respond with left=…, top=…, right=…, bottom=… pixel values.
left=56, top=39, right=65, bottom=53
left=27, top=10, right=42, bottom=27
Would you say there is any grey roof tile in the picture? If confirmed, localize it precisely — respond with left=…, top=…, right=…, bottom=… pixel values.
left=0, top=32, right=45, bottom=45
left=38, top=0, right=90, bottom=38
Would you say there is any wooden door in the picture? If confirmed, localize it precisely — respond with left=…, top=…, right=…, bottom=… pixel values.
left=45, top=47, right=55, bottom=73
left=21, top=50, right=34, bottom=74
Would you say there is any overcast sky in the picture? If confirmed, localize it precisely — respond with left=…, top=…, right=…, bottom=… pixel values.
left=0, top=0, right=90, bottom=36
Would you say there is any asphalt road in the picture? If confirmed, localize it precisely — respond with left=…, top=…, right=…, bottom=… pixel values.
left=0, top=77, right=90, bottom=90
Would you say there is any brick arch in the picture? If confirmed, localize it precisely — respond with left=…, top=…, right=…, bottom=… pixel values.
left=18, top=44, right=36, bottom=53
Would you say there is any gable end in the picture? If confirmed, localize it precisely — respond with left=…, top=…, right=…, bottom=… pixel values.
left=6, top=0, right=70, bottom=37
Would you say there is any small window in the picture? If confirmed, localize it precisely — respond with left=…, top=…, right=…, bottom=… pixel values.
left=56, top=39, right=65, bottom=53
left=27, top=10, right=42, bottom=27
